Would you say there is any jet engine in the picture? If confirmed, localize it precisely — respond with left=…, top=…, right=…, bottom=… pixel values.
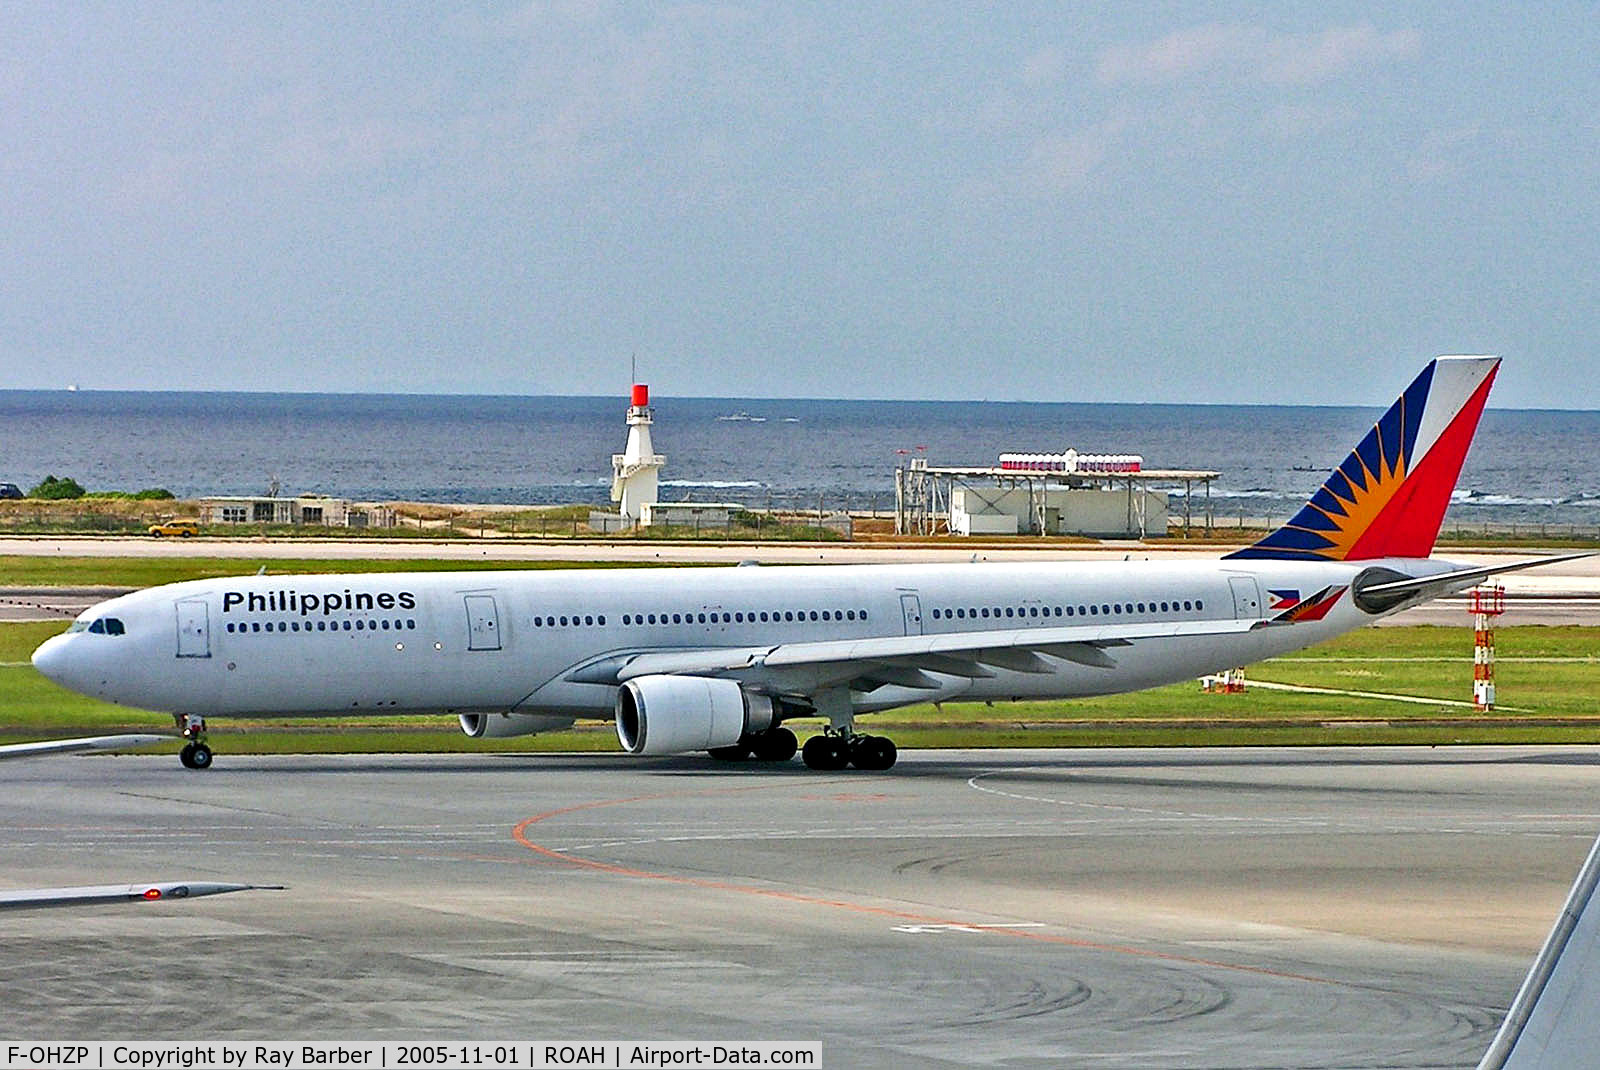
left=614, top=675, right=775, bottom=755
left=458, top=712, right=576, bottom=738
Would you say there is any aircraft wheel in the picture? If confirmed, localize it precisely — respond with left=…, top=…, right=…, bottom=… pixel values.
left=189, top=743, right=213, bottom=769
left=802, top=734, right=849, bottom=771
left=751, top=727, right=798, bottom=762
left=179, top=743, right=196, bottom=769
left=850, top=735, right=897, bottom=771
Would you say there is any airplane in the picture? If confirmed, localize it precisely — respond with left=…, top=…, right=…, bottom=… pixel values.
left=29, top=355, right=1580, bottom=772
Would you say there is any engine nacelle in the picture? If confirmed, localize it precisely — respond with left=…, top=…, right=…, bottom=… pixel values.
left=458, top=712, right=576, bottom=739
left=615, top=675, right=775, bottom=755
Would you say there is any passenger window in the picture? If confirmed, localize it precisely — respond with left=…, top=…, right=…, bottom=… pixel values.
left=342, top=620, right=351, bottom=631
left=226, top=623, right=235, bottom=633
left=406, top=620, right=415, bottom=629
left=1196, top=600, right=1204, bottom=611
left=808, top=610, right=818, bottom=621
left=1089, top=606, right=1098, bottom=616
left=598, top=616, right=606, bottom=625
left=585, top=615, right=594, bottom=626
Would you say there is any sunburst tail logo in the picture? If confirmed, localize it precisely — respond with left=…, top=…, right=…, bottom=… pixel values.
left=1228, top=356, right=1500, bottom=562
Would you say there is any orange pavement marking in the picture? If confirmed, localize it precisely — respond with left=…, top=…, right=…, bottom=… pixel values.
left=510, top=786, right=1337, bottom=986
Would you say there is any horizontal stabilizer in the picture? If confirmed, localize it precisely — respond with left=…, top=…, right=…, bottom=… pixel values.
left=1359, top=553, right=1593, bottom=605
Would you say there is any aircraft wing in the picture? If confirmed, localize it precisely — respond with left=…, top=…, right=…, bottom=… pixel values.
left=0, top=881, right=283, bottom=910
left=1478, top=827, right=1600, bottom=1069
left=607, top=618, right=1262, bottom=695
left=0, top=734, right=169, bottom=760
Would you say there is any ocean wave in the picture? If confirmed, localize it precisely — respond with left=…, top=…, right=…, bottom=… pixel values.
left=1451, top=490, right=1564, bottom=507
left=660, top=479, right=766, bottom=489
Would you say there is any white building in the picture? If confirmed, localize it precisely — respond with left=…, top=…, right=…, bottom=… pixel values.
left=197, top=495, right=396, bottom=528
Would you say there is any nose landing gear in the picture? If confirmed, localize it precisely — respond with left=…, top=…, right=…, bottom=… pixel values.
left=176, top=714, right=213, bottom=770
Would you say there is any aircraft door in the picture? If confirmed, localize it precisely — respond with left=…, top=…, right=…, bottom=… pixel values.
left=175, top=599, right=210, bottom=658
left=900, top=594, right=923, bottom=636
left=1228, top=576, right=1263, bottom=619
left=465, top=594, right=502, bottom=651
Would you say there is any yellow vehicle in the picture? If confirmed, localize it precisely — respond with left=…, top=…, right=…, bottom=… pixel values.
left=147, top=519, right=199, bottom=538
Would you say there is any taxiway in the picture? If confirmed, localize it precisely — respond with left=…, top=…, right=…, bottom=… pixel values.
left=3, top=747, right=1596, bottom=1068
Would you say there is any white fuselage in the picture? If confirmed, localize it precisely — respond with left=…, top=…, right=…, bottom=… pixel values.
left=30, top=557, right=1451, bottom=722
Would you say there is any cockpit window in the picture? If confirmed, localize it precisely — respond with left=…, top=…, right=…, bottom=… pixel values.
left=68, top=620, right=89, bottom=633
left=104, top=618, right=125, bottom=635
left=88, top=619, right=105, bottom=634
left=82, top=617, right=125, bottom=636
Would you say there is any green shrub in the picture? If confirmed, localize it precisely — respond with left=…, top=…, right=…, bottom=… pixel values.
left=29, top=475, right=86, bottom=500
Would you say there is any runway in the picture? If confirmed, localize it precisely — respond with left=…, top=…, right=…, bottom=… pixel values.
left=3, top=537, right=1599, bottom=624
left=4, top=747, right=1598, bottom=1068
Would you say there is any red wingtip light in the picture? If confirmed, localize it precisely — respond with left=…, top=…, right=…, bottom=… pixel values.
left=141, top=888, right=163, bottom=900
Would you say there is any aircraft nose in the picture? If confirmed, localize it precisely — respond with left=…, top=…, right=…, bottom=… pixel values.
left=31, top=634, right=76, bottom=687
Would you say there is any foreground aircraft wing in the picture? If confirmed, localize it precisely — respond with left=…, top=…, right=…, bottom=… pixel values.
left=0, top=881, right=284, bottom=910
left=610, top=618, right=1262, bottom=694
left=1478, top=828, right=1600, bottom=1069
left=1359, top=552, right=1595, bottom=607
left=0, top=734, right=169, bottom=760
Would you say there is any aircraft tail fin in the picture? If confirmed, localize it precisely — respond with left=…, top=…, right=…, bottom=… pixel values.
left=1226, top=356, right=1499, bottom=562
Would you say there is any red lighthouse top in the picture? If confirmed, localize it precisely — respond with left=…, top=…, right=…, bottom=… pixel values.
left=631, top=383, right=649, bottom=407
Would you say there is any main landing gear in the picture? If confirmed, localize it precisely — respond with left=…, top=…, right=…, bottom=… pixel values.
left=176, top=713, right=213, bottom=770
left=709, top=726, right=800, bottom=763
left=802, top=730, right=897, bottom=772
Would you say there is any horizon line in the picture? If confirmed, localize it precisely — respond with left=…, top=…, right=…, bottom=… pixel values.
left=1, top=386, right=1594, bottom=415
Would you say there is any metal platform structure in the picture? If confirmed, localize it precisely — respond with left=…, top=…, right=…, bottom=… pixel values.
left=894, top=458, right=1221, bottom=538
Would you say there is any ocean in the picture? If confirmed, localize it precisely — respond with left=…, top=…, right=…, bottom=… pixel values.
left=2, top=390, right=1599, bottom=528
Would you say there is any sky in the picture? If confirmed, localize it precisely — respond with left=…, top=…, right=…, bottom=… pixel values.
left=1, top=3, right=1595, bottom=406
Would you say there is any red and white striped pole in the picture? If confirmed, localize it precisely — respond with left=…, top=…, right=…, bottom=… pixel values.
left=1469, top=584, right=1505, bottom=710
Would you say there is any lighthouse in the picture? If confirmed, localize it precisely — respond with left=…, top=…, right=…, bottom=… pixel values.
left=611, top=383, right=665, bottom=525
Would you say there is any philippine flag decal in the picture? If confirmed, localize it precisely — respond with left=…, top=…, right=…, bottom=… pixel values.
left=1268, top=589, right=1302, bottom=611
